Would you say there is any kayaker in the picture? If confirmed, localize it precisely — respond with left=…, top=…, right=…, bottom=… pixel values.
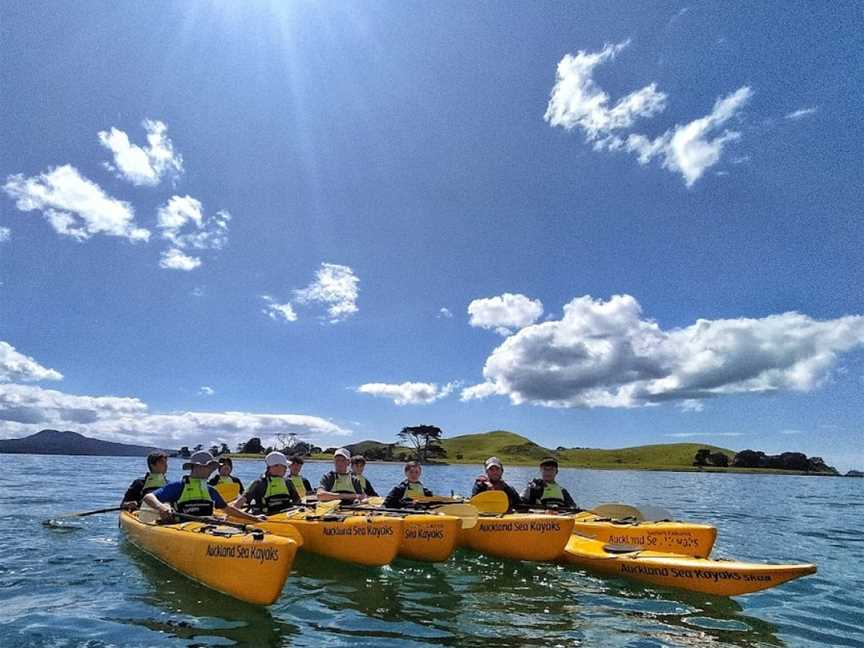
left=383, top=461, right=433, bottom=508
left=121, top=451, right=169, bottom=510
left=288, top=455, right=314, bottom=500
left=208, top=456, right=244, bottom=502
left=350, top=455, right=379, bottom=497
left=472, top=456, right=522, bottom=511
left=318, top=448, right=366, bottom=502
left=521, top=457, right=576, bottom=510
left=142, top=451, right=264, bottom=522
left=230, top=451, right=302, bottom=514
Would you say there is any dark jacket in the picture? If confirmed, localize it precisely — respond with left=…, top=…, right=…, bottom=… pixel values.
left=243, top=475, right=301, bottom=514
left=318, top=471, right=363, bottom=494
left=521, top=478, right=576, bottom=509
left=383, top=480, right=432, bottom=508
left=471, top=479, right=523, bottom=512
left=351, top=473, right=379, bottom=497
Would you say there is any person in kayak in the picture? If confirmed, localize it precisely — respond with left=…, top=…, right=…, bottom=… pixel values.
left=383, top=461, right=433, bottom=508
left=142, top=451, right=264, bottom=522
left=208, top=456, right=244, bottom=502
left=472, top=456, right=522, bottom=511
left=230, top=451, right=301, bottom=515
left=318, top=448, right=366, bottom=502
left=350, top=454, right=379, bottom=497
left=121, top=451, right=169, bottom=510
left=521, top=457, right=576, bottom=510
left=288, top=455, right=314, bottom=500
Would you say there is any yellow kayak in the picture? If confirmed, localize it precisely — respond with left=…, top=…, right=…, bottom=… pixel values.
left=120, top=510, right=297, bottom=605
left=571, top=511, right=717, bottom=558
left=244, top=509, right=404, bottom=567
left=562, top=534, right=816, bottom=596
left=397, top=512, right=462, bottom=562
left=458, top=513, right=575, bottom=561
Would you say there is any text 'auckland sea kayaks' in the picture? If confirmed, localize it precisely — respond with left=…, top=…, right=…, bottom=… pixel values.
left=120, top=510, right=297, bottom=605
left=458, top=513, right=576, bottom=561
left=243, top=509, right=404, bottom=567
left=570, top=511, right=717, bottom=558
left=560, top=534, right=816, bottom=596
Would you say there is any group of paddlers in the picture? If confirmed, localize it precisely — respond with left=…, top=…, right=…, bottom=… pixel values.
left=121, top=447, right=576, bottom=521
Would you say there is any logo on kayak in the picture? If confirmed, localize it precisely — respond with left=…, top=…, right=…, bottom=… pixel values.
left=620, top=564, right=773, bottom=583
left=322, top=525, right=395, bottom=537
left=477, top=520, right=562, bottom=533
left=404, top=523, right=446, bottom=541
left=205, top=544, right=280, bottom=564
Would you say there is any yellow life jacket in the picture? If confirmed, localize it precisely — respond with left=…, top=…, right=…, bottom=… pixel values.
left=176, top=476, right=213, bottom=516
left=405, top=481, right=426, bottom=500
left=332, top=473, right=356, bottom=493
left=540, top=481, right=565, bottom=507
left=289, top=474, right=307, bottom=499
left=142, top=472, right=167, bottom=495
left=214, top=476, right=240, bottom=502
left=261, top=476, right=294, bottom=514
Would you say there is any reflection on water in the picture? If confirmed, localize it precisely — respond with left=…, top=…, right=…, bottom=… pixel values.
left=120, top=543, right=299, bottom=647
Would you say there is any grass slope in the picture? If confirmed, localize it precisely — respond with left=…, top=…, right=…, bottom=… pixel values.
left=442, top=430, right=735, bottom=469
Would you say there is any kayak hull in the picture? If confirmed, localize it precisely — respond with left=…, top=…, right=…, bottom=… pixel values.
left=571, top=512, right=717, bottom=558
left=561, top=535, right=816, bottom=596
left=459, top=514, right=575, bottom=561
left=398, top=513, right=462, bottom=562
left=255, top=511, right=403, bottom=567
left=120, top=511, right=296, bottom=605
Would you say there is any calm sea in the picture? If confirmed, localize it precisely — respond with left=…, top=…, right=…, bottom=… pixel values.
left=0, top=455, right=861, bottom=647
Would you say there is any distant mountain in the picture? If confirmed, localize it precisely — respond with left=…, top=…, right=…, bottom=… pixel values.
left=0, top=429, right=169, bottom=457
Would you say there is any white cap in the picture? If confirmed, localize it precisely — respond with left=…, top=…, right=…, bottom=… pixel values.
left=485, top=456, right=503, bottom=469
left=334, top=448, right=351, bottom=460
left=265, top=451, right=289, bottom=467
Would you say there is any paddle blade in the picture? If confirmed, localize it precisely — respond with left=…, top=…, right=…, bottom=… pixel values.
left=315, top=500, right=342, bottom=516
left=590, top=503, right=645, bottom=521
left=366, top=496, right=385, bottom=507
left=436, top=503, right=479, bottom=529
left=470, top=490, right=509, bottom=514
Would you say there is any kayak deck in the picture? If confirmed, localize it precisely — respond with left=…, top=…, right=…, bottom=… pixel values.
left=253, top=510, right=404, bottom=567
left=459, top=513, right=576, bottom=561
left=397, top=513, right=462, bottom=562
left=561, top=534, right=816, bottom=596
left=571, top=512, right=717, bottom=558
left=120, top=511, right=297, bottom=605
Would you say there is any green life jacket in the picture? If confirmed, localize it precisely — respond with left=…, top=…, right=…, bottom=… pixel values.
left=332, top=473, right=357, bottom=494
left=261, top=476, right=294, bottom=514
left=405, top=481, right=425, bottom=500
left=176, top=476, right=214, bottom=516
left=142, top=472, right=167, bottom=496
left=289, top=474, right=307, bottom=499
left=355, top=474, right=368, bottom=491
left=214, top=475, right=240, bottom=502
left=540, top=481, right=565, bottom=507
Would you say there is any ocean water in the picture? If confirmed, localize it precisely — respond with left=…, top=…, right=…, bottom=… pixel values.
left=0, top=454, right=861, bottom=647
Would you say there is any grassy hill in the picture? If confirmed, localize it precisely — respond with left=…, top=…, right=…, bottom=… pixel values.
left=441, top=430, right=735, bottom=470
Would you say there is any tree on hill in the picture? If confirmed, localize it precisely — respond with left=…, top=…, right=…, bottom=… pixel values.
left=693, top=448, right=711, bottom=466
left=220, top=442, right=230, bottom=455
left=179, top=446, right=191, bottom=458
left=240, top=437, right=264, bottom=454
left=398, top=425, right=446, bottom=463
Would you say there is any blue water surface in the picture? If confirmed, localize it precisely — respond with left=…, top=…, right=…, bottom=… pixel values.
left=0, top=455, right=861, bottom=647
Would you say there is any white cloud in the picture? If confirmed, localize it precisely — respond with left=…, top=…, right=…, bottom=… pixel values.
left=0, top=383, right=147, bottom=425
left=261, top=295, right=298, bottom=322
left=544, top=40, right=667, bottom=139
left=159, top=248, right=201, bottom=271
left=438, top=307, right=453, bottom=319
left=0, top=227, right=10, bottom=242
left=3, top=165, right=150, bottom=242
left=199, top=386, right=215, bottom=396
left=544, top=42, right=752, bottom=186
left=785, top=107, right=817, bottom=120
left=294, top=263, right=359, bottom=323
left=677, top=399, right=704, bottom=412
left=357, top=381, right=458, bottom=405
left=462, top=294, right=864, bottom=409
left=779, top=428, right=804, bottom=435
left=468, top=293, right=544, bottom=336
left=98, top=119, right=183, bottom=186
left=628, top=86, right=753, bottom=187
left=156, top=195, right=230, bottom=270
left=0, top=342, right=63, bottom=383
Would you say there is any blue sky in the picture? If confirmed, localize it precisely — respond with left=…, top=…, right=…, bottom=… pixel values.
left=1, top=2, right=862, bottom=470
